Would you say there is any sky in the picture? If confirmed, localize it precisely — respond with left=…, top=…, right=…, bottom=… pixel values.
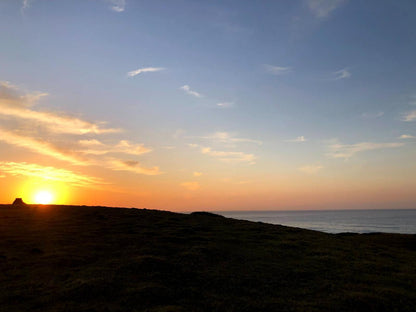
left=0, top=0, right=416, bottom=211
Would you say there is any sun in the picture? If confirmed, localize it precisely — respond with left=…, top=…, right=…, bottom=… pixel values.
left=34, top=190, right=54, bottom=205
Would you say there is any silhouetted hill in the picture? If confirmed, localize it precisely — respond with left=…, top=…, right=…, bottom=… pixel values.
left=0, top=204, right=415, bottom=311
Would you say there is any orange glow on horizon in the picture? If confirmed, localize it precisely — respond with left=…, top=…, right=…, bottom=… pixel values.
left=14, top=178, right=70, bottom=205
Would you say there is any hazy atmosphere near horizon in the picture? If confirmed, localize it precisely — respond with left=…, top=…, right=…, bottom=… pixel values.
left=1, top=0, right=416, bottom=211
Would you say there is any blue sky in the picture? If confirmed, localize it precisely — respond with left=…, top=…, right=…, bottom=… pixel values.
left=0, top=0, right=415, bottom=210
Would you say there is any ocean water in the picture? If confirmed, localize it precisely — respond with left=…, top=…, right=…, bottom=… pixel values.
left=217, top=209, right=416, bottom=234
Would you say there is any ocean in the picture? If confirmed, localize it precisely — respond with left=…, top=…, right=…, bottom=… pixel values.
left=217, top=209, right=416, bottom=234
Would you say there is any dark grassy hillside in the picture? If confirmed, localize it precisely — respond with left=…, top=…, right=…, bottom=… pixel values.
left=0, top=204, right=415, bottom=312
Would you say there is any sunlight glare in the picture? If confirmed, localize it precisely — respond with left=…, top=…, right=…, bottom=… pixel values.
left=34, top=190, right=54, bottom=205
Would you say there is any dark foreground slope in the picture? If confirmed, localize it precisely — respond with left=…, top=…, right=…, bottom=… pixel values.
left=0, top=205, right=415, bottom=312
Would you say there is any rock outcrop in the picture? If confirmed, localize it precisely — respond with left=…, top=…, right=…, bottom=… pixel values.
left=12, top=198, right=26, bottom=206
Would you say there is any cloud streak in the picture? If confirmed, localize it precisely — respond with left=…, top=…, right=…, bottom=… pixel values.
left=0, top=82, right=120, bottom=134
left=0, top=80, right=163, bottom=177
left=109, top=0, right=126, bottom=12
left=327, top=141, right=404, bottom=159
left=0, top=128, right=87, bottom=166
left=79, top=139, right=152, bottom=156
left=334, top=68, right=351, bottom=80
left=402, top=110, right=416, bottom=122
left=216, top=102, right=234, bottom=108
left=21, top=0, right=33, bottom=11
left=21, top=0, right=126, bottom=13
left=180, top=85, right=203, bottom=98
left=307, top=0, right=345, bottom=18
left=0, top=161, right=106, bottom=188
left=198, top=131, right=262, bottom=146
left=201, top=147, right=256, bottom=164
left=0, top=81, right=48, bottom=107
left=108, top=159, right=162, bottom=175
left=399, top=134, right=415, bottom=139
left=127, top=67, right=165, bottom=77
left=361, top=111, right=384, bottom=119
left=0, top=106, right=120, bottom=134
left=0, top=128, right=163, bottom=176
left=285, top=136, right=307, bottom=143
left=264, top=65, right=292, bottom=75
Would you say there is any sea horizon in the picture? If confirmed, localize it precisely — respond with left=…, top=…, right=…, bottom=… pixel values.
left=216, top=208, right=416, bottom=234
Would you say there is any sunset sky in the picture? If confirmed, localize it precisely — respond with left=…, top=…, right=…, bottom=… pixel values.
left=1, top=0, right=415, bottom=211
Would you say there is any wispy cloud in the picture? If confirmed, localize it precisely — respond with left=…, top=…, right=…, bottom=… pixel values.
left=180, top=85, right=203, bottom=98
left=79, top=139, right=152, bottom=156
left=0, top=128, right=162, bottom=176
left=127, top=67, right=165, bottom=77
left=399, top=134, right=415, bottom=139
left=0, top=162, right=106, bottom=188
left=264, top=64, right=292, bottom=75
left=21, top=0, right=126, bottom=13
left=402, top=110, right=416, bottom=122
left=198, top=131, right=262, bottom=146
left=327, top=141, right=404, bottom=159
left=181, top=181, right=200, bottom=191
left=201, top=147, right=256, bottom=164
left=193, top=172, right=203, bottom=177
left=0, top=128, right=87, bottom=166
left=285, top=136, right=307, bottom=143
left=114, top=140, right=152, bottom=155
left=188, top=132, right=259, bottom=164
left=0, top=82, right=120, bottom=134
left=216, top=102, right=234, bottom=108
left=0, top=106, right=120, bottom=134
left=109, top=0, right=126, bottom=12
left=108, top=159, right=162, bottom=175
left=0, top=80, right=162, bottom=177
left=298, top=165, right=323, bottom=174
left=21, top=0, right=33, bottom=11
left=0, top=127, right=161, bottom=176
left=334, top=68, right=351, bottom=80
left=0, top=81, right=47, bottom=107
left=306, top=0, right=345, bottom=18
left=361, top=111, right=384, bottom=119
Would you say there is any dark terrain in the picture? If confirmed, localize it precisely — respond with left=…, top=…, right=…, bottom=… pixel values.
left=0, top=204, right=415, bottom=312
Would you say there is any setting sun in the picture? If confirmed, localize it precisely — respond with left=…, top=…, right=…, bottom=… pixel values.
left=34, top=191, right=54, bottom=205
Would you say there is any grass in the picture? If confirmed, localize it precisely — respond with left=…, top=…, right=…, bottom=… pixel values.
left=0, top=204, right=415, bottom=311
